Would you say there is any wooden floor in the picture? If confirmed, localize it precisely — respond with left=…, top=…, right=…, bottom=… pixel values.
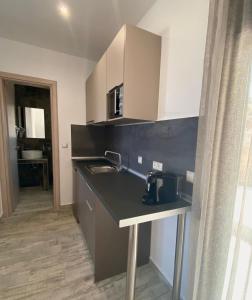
left=0, top=188, right=171, bottom=300
left=14, top=187, right=53, bottom=215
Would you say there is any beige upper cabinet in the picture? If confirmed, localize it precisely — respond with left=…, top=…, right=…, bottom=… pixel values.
left=86, top=53, right=107, bottom=124
left=123, top=25, right=161, bottom=121
left=93, top=53, right=107, bottom=123
left=86, top=24, right=161, bottom=124
left=86, top=72, right=95, bottom=124
left=107, top=26, right=125, bottom=92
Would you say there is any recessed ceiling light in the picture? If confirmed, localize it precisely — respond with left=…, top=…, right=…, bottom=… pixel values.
left=58, top=3, right=70, bottom=19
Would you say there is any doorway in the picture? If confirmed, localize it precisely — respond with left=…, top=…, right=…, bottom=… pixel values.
left=0, top=72, right=60, bottom=217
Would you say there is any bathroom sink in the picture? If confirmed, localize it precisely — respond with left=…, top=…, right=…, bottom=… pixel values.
left=22, top=150, right=43, bottom=160
left=87, top=165, right=118, bottom=174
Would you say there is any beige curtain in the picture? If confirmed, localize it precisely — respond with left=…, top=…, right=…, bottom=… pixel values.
left=188, top=0, right=252, bottom=299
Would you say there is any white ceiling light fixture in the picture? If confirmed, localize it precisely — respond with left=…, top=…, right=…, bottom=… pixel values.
left=58, top=3, right=70, bottom=19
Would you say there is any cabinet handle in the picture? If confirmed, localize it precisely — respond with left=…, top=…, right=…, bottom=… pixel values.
left=114, top=89, right=117, bottom=115
left=86, top=181, right=93, bottom=192
left=86, top=199, right=93, bottom=211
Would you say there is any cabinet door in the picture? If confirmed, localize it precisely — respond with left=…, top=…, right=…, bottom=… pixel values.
left=95, top=198, right=128, bottom=282
left=94, top=197, right=151, bottom=282
left=93, top=53, right=107, bottom=122
left=72, top=166, right=79, bottom=222
left=77, top=171, right=95, bottom=259
left=123, top=25, right=160, bottom=121
left=107, top=25, right=125, bottom=92
left=86, top=72, right=95, bottom=124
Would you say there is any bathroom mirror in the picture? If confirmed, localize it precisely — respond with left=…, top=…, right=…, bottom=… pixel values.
left=25, top=107, right=45, bottom=138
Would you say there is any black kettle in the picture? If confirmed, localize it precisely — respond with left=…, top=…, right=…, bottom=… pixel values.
left=142, top=171, right=182, bottom=205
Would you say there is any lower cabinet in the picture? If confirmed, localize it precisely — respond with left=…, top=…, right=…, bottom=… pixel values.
left=77, top=171, right=95, bottom=259
left=72, top=165, right=79, bottom=223
left=75, top=168, right=151, bottom=282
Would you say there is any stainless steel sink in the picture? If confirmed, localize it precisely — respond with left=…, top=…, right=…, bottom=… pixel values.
left=87, top=165, right=118, bottom=174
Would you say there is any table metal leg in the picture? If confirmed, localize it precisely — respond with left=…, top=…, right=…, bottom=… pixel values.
left=125, top=224, right=139, bottom=300
left=172, top=214, right=186, bottom=300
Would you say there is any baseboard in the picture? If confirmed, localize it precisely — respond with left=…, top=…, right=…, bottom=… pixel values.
left=59, top=204, right=73, bottom=209
left=149, top=258, right=185, bottom=300
left=149, top=258, right=173, bottom=289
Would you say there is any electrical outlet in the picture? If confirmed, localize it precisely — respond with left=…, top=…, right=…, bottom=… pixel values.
left=138, top=156, right=142, bottom=164
left=186, top=170, right=194, bottom=183
left=153, top=161, right=163, bottom=171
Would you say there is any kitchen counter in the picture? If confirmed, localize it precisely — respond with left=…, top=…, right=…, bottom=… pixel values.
left=74, top=159, right=191, bottom=228
left=73, top=158, right=191, bottom=300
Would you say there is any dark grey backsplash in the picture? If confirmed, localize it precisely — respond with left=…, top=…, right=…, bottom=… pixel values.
left=71, top=125, right=106, bottom=157
left=105, top=118, right=198, bottom=195
left=71, top=117, right=198, bottom=195
left=105, top=117, right=198, bottom=174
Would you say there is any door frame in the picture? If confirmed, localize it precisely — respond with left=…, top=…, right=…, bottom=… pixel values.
left=0, top=71, right=60, bottom=216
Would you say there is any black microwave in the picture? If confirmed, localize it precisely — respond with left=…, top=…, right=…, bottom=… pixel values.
left=107, top=84, right=123, bottom=119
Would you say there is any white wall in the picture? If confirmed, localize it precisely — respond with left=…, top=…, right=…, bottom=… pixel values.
left=138, top=0, right=209, bottom=120
left=0, top=37, right=95, bottom=206
left=138, top=0, right=209, bottom=298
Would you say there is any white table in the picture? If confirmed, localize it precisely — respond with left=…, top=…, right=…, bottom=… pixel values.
left=120, top=205, right=191, bottom=300
left=18, top=158, right=49, bottom=190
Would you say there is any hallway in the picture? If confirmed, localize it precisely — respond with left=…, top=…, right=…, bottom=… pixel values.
left=14, top=187, right=53, bottom=215
left=0, top=193, right=171, bottom=300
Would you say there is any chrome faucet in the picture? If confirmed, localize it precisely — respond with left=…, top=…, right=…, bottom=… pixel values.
left=105, top=151, right=122, bottom=171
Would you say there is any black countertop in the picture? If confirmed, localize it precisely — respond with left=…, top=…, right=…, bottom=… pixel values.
left=74, top=159, right=191, bottom=227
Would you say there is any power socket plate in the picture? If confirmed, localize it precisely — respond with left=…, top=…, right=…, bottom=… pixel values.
left=153, top=161, right=163, bottom=171
left=186, top=170, right=194, bottom=183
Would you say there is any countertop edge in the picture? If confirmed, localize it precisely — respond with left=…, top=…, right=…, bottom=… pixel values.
left=119, top=205, right=191, bottom=227
left=72, top=156, right=104, bottom=160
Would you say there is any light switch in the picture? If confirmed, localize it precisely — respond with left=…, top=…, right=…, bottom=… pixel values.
left=62, top=143, right=68, bottom=149
left=138, top=156, right=143, bottom=164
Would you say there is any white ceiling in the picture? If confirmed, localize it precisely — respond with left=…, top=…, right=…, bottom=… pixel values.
left=0, top=0, right=156, bottom=61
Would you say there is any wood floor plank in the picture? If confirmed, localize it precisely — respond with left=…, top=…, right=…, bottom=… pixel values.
left=0, top=188, right=171, bottom=300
